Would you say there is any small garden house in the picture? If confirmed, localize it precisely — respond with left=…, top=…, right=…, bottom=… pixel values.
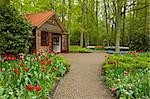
left=26, top=11, right=69, bottom=53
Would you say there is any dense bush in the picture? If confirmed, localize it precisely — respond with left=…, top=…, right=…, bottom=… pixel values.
left=128, top=32, right=150, bottom=51
left=69, top=45, right=93, bottom=53
left=0, top=51, right=70, bottom=98
left=0, top=5, right=33, bottom=55
left=103, top=52, right=150, bottom=98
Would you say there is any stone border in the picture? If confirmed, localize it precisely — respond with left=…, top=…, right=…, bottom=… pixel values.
left=48, top=72, right=69, bottom=99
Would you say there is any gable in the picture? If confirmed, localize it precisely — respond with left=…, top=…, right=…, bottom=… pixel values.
left=26, top=11, right=67, bottom=33
left=39, top=16, right=64, bottom=33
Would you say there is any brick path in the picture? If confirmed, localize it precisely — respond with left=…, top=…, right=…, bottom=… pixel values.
left=53, top=53, right=113, bottom=99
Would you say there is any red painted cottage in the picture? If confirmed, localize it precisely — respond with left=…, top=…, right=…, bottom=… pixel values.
left=26, top=11, right=69, bottom=53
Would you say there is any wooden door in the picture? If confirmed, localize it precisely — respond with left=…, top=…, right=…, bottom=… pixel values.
left=61, top=34, right=69, bottom=53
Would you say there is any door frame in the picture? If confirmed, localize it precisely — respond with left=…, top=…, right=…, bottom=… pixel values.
left=61, top=34, right=69, bottom=53
left=52, top=34, right=62, bottom=52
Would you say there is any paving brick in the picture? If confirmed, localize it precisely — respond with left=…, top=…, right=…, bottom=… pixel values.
left=53, top=53, right=113, bottom=99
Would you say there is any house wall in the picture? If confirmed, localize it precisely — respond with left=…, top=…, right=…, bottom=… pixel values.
left=36, top=28, right=52, bottom=51
left=35, top=16, right=68, bottom=52
left=36, top=29, right=41, bottom=50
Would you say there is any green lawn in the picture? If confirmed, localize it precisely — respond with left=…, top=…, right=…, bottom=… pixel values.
left=69, top=45, right=93, bottom=53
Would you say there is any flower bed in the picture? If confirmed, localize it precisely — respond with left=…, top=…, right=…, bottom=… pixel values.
left=103, top=52, right=150, bottom=98
left=0, top=51, right=70, bottom=98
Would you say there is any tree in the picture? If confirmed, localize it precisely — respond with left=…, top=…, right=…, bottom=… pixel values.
left=6, top=0, right=150, bottom=51
left=80, top=0, right=86, bottom=47
left=0, top=5, right=33, bottom=55
left=114, top=1, right=123, bottom=53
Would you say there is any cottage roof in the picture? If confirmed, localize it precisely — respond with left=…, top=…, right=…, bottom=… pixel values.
left=26, top=11, right=66, bottom=32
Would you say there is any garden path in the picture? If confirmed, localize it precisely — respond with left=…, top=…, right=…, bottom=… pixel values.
left=53, top=53, right=113, bottom=99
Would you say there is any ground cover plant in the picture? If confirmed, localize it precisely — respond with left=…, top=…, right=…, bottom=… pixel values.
left=0, top=50, right=70, bottom=99
left=69, top=45, right=93, bottom=53
left=103, top=52, right=150, bottom=99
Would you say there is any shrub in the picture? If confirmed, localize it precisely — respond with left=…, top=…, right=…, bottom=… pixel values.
left=128, top=32, right=150, bottom=51
left=69, top=45, right=93, bottom=53
left=55, top=55, right=70, bottom=73
left=0, top=51, right=69, bottom=98
left=0, top=5, right=33, bottom=55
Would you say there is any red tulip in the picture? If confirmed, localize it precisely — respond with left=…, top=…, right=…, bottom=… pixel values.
left=137, top=50, right=144, bottom=53
left=111, top=87, right=117, bottom=94
left=6, top=56, right=9, bottom=60
left=41, top=59, right=44, bottom=62
left=14, top=68, right=18, bottom=73
left=33, top=48, right=37, bottom=54
left=38, top=57, right=41, bottom=62
left=6, top=57, right=9, bottom=60
left=49, top=70, right=52, bottom=74
left=25, top=68, right=29, bottom=72
left=17, top=72, right=20, bottom=76
left=32, top=59, right=35, bottom=62
left=47, top=60, right=53, bottom=65
left=41, top=60, right=46, bottom=65
left=36, top=85, right=42, bottom=91
left=52, top=67, right=57, bottom=71
left=12, top=57, right=17, bottom=60
left=27, top=85, right=34, bottom=91
left=108, top=61, right=114, bottom=64
left=1, top=68, right=5, bottom=72
left=49, top=50, right=54, bottom=53
left=46, top=56, right=49, bottom=60
left=19, top=63, right=24, bottom=67
left=124, top=71, right=128, bottom=76
left=8, top=56, right=11, bottom=60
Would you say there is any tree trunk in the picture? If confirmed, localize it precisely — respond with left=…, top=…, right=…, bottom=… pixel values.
left=67, top=0, right=73, bottom=46
left=115, top=1, right=122, bottom=53
left=121, top=1, right=126, bottom=46
left=62, top=0, right=66, bottom=25
left=103, top=0, right=109, bottom=34
left=80, top=0, right=85, bottom=47
left=96, top=0, right=99, bottom=34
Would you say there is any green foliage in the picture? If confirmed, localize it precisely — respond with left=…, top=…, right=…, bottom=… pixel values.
left=128, top=32, right=150, bottom=51
left=10, top=0, right=107, bottom=46
left=103, top=53, right=150, bottom=98
left=55, top=55, right=71, bottom=73
left=3, top=0, right=149, bottom=50
left=69, top=45, right=93, bottom=53
left=0, top=5, right=33, bottom=55
left=103, top=53, right=150, bottom=70
left=0, top=51, right=70, bottom=98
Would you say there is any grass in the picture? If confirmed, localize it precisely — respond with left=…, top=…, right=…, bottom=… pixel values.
left=69, top=45, right=93, bottom=53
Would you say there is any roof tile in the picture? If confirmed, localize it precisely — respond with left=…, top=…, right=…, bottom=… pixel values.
left=26, top=11, right=55, bottom=27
